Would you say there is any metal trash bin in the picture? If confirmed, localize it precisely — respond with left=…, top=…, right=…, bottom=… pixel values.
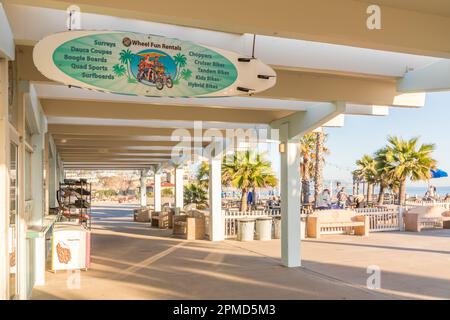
left=255, top=217, right=272, bottom=240
left=273, top=216, right=281, bottom=239
left=237, top=218, right=255, bottom=241
left=300, top=214, right=307, bottom=239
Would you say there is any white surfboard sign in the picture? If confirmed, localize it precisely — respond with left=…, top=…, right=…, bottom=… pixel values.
left=33, top=31, right=276, bottom=97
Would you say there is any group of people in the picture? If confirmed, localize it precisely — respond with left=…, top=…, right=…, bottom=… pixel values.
left=316, top=187, right=349, bottom=210
left=138, top=55, right=164, bottom=82
left=266, top=196, right=281, bottom=209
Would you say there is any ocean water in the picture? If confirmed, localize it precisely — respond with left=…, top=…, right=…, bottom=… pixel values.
left=406, top=186, right=450, bottom=197
left=323, top=183, right=450, bottom=198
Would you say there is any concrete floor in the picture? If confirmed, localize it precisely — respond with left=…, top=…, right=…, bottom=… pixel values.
left=32, top=205, right=450, bottom=300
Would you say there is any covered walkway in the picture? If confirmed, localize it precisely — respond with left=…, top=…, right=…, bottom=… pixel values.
left=32, top=205, right=389, bottom=300
left=2, top=1, right=450, bottom=300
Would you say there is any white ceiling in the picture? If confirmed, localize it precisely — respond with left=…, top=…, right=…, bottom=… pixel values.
left=5, top=3, right=442, bottom=78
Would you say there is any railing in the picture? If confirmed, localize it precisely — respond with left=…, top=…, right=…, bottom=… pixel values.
left=405, top=200, right=450, bottom=210
left=223, top=209, right=281, bottom=239
left=223, top=206, right=403, bottom=238
left=355, top=207, right=401, bottom=232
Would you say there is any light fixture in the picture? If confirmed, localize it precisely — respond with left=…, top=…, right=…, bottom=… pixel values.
left=279, top=142, right=285, bottom=153
left=61, top=139, right=67, bottom=143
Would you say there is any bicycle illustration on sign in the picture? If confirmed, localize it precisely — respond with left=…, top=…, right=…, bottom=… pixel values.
left=113, top=49, right=192, bottom=91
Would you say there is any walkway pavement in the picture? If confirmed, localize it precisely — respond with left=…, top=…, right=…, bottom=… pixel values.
left=31, top=205, right=449, bottom=300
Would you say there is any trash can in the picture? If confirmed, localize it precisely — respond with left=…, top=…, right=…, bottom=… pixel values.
left=273, top=216, right=281, bottom=239
left=255, top=217, right=272, bottom=240
left=272, top=216, right=306, bottom=239
left=237, top=218, right=255, bottom=241
left=300, top=215, right=307, bottom=240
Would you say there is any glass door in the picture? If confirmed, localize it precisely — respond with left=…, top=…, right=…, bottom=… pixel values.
left=9, top=142, right=18, bottom=299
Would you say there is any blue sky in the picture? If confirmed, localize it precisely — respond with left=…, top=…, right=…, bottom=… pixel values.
left=323, top=91, right=450, bottom=187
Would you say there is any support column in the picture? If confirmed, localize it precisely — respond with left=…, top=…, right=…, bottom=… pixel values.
left=279, top=123, right=301, bottom=267
left=174, top=167, right=184, bottom=210
left=31, top=131, right=44, bottom=226
left=209, top=156, right=223, bottom=241
left=48, top=150, right=57, bottom=208
left=0, top=59, right=10, bottom=299
left=140, top=170, right=147, bottom=207
left=154, top=172, right=162, bottom=212
left=17, top=82, right=27, bottom=299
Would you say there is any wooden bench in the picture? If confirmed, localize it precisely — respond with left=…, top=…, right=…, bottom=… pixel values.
left=173, top=210, right=206, bottom=240
left=404, top=206, right=450, bottom=232
left=151, top=208, right=174, bottom=229
left=133, top=207, right=151, bottom=222
left=307, top=209, right=369, bottom=239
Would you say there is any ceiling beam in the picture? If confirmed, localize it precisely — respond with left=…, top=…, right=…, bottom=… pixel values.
left=255, top=70, right=424, bottom=107
left=17, top=45, right=423, bottom=107
left=397, top=59, right=450, bottom=93
left=271, top=102, right=345, bottom=139
left=6, top=0, right=450, bottom=58
left=60, top=154, right=173, bottom=159
left=56, top=147, right=174, bottom=153
left=52, top=134, right=209, bottom=143
left=0, top=3, right=14, bottom=60
left=41, top=99, right=292, bottom=124
left=48, top=124, right=223, bottom=137
left=55, top=140, right=204, bottom=147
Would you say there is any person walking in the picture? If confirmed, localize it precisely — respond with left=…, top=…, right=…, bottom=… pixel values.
left=246, top=190, right=253, bottom=211
left=337, top=187, right=349, bottom=209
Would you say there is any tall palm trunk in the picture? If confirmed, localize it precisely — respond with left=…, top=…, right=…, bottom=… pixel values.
left=314, top=131, right=324, bottom=207
left=378, top=183, right=386, bottom=205
left=301, top=179, right=310, bottom=204
left=240, top=189, right=248, bottom=212
left=398, top=178, right=407, bottom=205
left=301, top=155, right=311, bottom=204
left=367, top=183, right=374, bottom=203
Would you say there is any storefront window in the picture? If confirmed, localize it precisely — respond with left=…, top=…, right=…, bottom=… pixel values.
left=9, top=142, right=18, bottom=299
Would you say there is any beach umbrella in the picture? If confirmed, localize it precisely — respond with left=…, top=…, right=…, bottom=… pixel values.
left=430, top=169, right=448, bottom=179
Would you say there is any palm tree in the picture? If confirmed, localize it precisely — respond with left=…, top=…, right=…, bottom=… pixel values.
left=113, top=64, right=126, bottom=77
left=196, top=161, right=210, bottom=189
left=119, top=49, right=134, bottom=80
left=383, top=136, right=436, bottom=204
left=184, top=183, right=208, bottom=208
left=300, top=132, right=329, bottom=205
left=353, top=154, right=378, bottom=203
left=313, top=131, right=324, bottom=207
left=374, top=147, right=396, bottom=205
left=299, top=133, right=315, bottom=204
left=173, top=53, right=187, bottom=80
left=222, top=151, right=278, bottom=212
left=180, top=69, right=192, bottom=81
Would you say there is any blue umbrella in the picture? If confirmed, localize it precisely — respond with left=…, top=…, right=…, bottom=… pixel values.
left=430, top=169, right=448, bottom=179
